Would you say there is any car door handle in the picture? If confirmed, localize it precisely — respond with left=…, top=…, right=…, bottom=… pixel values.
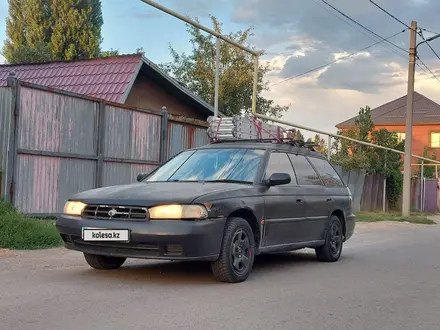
left=296, top=199, right=304, bottom=203
left=326, top=198, right=333, bottom=202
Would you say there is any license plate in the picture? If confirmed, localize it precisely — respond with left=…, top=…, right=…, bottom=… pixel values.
left=82, top=227, right=130, bottom=242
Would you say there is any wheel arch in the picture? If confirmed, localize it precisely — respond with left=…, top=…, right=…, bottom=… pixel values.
left=227, top=208, right=261, bottom=247
left=331, top=209, right=346, bottom=238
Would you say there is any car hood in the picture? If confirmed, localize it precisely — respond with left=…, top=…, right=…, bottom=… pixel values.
left=70, top=181, right=248, bottom=206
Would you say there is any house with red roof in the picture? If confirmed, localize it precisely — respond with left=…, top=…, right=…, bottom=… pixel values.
left=0, top=54, right=218, bottom=120
left=336, top=92, right=440, bottom=157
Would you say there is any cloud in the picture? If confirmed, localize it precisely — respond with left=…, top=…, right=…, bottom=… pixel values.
left=316, top=54, right=406, bottom=93
left=162, top=0, right=228, bottom=17
left=232, top=0, right=440, bottom=60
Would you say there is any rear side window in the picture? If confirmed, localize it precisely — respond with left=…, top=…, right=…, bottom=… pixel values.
left=307, top=157, right=344, bottom=187
left=287, top=154, right=321, bottom=186
left=264, top=152, right=297, bottom=184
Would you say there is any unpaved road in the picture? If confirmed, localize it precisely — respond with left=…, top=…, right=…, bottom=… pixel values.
left=1, top=221, right=440, bottom=330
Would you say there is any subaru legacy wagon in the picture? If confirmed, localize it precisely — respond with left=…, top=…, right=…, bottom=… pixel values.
left=56, top=140, right=355, bottom=283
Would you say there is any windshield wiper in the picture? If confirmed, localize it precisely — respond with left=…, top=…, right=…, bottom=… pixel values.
left=204, top=179, right=252, bottom=184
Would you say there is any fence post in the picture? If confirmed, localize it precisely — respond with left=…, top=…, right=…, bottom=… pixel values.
left=420, top=160, right=424, bottom=212
left=382, top=172, right=387, bottom=213
left=95, top=100, right=106, bottom=188
left=327, top=135, right=331, bottom=160
left=5, top=73, right=20, bottom=204
left=160, top=106, right=169, bottom=164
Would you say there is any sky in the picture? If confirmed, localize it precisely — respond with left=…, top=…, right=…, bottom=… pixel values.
left=1, top=0, right=440, bottom=137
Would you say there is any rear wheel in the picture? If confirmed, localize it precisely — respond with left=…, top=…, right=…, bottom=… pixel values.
left=211, top=217, right=255, bottom=283
left=315, top=215, right=343, bottom=262
left=83, top=253, right=126, bottom=270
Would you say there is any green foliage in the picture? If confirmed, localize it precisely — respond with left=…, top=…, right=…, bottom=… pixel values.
left=159, top=16, right=289, bottom=118
left=100, top=48, right=120, bottom=57
left=2, top=0, right=103, bottom=64
left=356, top=211, right=435, bottom=224
left=0, top=200, right=62, bottom=250
left=386, top=168, right=403, bottom=208
left=418, top=147, right=438, bottom=178
left=331, top=105, right=406, bottom=207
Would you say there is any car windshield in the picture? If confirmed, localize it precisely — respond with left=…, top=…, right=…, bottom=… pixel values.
left=145, top=148, right=265, bottom=183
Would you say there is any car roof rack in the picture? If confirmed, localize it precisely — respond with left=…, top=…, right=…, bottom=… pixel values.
left=207, top=115, right=318, bottom=152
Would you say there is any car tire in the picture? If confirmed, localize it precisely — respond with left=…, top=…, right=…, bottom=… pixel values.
left=315, top=215, right=343, bottom=262
left=83, top=253, right=126, bottom=270
left=210, top=217, right=256, bottom=283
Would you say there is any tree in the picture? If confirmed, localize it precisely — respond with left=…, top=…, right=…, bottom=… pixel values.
left=2, top=0, right=52, bottom=63
left=2, top=0, right=103, bottom=64
left=331, top=106, right=374, bottom=170
left=331, top=105, right=405, bottom=208
left=100, top=49, right=119, bottom=57
left=160, top=16, right=289, bottom=118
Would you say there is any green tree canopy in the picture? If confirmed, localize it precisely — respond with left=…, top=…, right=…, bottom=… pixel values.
left=160, top=16, right=289, bottom=118
left=331, top=105, right=405, bottom=207
left=2, top=0, right=104, bottom=64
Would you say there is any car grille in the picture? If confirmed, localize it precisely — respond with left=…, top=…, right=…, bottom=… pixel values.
left=82, top=205, right=149, bottom=221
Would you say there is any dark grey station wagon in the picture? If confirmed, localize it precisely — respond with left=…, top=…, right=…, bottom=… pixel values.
left=56, top=140, right=355, bottom=283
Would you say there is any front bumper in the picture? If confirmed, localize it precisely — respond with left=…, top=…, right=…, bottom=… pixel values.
left=56, top=215, right=227, bottom=261
left=344, top=213, right=356, bottom=241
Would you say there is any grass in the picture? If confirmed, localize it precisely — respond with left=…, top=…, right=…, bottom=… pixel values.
left=356, top=211, right=436, bottom=225
left=0, top=200, right=63, bottom=250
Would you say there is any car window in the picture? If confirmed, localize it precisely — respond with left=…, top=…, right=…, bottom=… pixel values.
left=264, top=152, right=297, bottom=184
left=287, top=154, right=321, bottom=185
left=146, top=150, right=195, bottom=182
left=307, top=157, right=344, bottom=187
left=145, top=148, right=265, bottom=183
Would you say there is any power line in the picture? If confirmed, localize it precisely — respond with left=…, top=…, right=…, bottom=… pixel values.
left=421, top=28, right=440, bottom=35
left=368, top=0, right=412, bottom=30
left=269, top=29, right=407, bottom=87
left=315, top=0, right=432, bottom=80
left=419, top=29, right=440, bottom=61
left=311, top=0, right=408, bottom=58
left=417, top=56, right=440, bottom=84
left=319, top=0, right=409, bottom=54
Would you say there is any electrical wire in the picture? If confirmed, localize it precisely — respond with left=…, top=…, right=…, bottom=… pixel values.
left=269, top=29, right=407, bottom=87
left=319, top=0, right=409, bottom=54
left=310, top=0, right=408, bottom=59
left=368, top=0, right=412, bottom=30
left=419, top=29, right=440, bottom=61
left=416, top=56, right=440, bottom=84
left=421, top=28, right=440, bottom=35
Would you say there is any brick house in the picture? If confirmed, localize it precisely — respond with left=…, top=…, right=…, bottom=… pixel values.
left=0, top=54, right=219, bottom=120
left=336, top=92, right=440, bottom=158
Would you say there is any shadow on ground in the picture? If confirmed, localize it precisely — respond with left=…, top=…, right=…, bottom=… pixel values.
left=71, top=250, right=337, bottom=285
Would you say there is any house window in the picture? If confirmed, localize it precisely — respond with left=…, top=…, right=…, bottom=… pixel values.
left=396, top=132, right=405, bottom=142
left=431, top=132, right=440, bottom=148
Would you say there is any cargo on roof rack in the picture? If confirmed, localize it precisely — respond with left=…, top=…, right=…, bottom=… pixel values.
left=206, top=115, right=318, bottom=151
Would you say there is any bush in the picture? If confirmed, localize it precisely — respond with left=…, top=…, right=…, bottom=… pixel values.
left=386, top=169, right=403, bottom=209
left=0, top=200, right=62, bottom=250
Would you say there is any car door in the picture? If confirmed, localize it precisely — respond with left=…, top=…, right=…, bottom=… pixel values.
left=261, top=151, right=306, bottom=246
left=307, top=156, right=347, bottom=237
left=287, top=153, right=329, bottom=242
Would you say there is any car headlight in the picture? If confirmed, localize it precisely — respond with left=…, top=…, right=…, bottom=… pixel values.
left=148, top=204, right=208, bottom=220
left=63, top=201, right=87, bottom=216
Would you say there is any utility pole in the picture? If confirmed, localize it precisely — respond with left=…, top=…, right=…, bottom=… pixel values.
left=402, top=20, right=418, bottom=217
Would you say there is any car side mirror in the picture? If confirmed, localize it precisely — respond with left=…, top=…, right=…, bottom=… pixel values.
left=136, top=172, right=150, bottom=182
left=265, top=173, right=291, bottom=187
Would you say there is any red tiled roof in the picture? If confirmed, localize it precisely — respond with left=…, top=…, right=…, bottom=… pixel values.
left=0, top=54, right=143, bottom=103
left=336, top=92, right=440, bottom=128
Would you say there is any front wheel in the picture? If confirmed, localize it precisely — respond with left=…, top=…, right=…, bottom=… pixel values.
left=210, top=217, right=255, bottom=283
left=83, top=253, right=126, bottom=270
left=315, top=215, right=343, bottom=262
